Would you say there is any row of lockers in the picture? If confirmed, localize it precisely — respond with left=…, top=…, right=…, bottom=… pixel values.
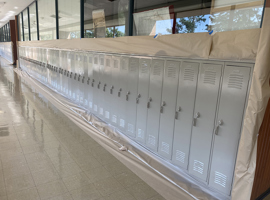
left=0, top=44, right=13, bottom=63
left=18, top=47, right=253, bottom=196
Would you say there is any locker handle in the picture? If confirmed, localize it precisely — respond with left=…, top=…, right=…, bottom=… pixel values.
left=136, top=94, right=141, bottom=104
left=103, top=84, right=106, bottom=92
left=118, top=88, right=122, bottom=97
left=193, top=112, right=200, bottom=126
left=126, top=91, right=130, bottom=101
left=110, top=86, right=114, bottom=94
left=98, top=82, right=101, bottom=89
left=214, top=120, right=223, bottom=135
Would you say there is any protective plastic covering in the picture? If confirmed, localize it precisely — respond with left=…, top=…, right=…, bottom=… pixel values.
left=16, top=27, right=269, bottom=200
left=231, top=6, right=270, bottom=200
left=0, top=42, right=13, bottom=63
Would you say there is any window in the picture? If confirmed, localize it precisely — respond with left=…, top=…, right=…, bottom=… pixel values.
left=23, top=9, right=29, bottom=41
left=29, top=2, right=38, bottom=41
left=38, top=0, right=56, bottom=40
left=84, top=0, right=130, bottom=38
left=17, top=14, right=22, bottom=41
left=58, top=0, right=80, bottom=39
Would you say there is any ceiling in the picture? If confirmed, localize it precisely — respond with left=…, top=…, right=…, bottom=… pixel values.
left=0, top=0, right=34, bottom=28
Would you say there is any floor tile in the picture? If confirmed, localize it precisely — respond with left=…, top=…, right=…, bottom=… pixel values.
left=7, top=187, right=40, bottom=200
left=25, top=152, right=49, bottom=163
left=114, top=171, right=143, bottom=188
left=62, top=172, right=92, bottom=191
left=93, top=177, right=124, bottom=196
left=1, top=156, right=27, bottom=169
left=84, top=166, right=112, bottom=183
left=31, top=167, right=60, bottom=185
left=102, top=189, right=136, bottom=200
left=3, top=163, right=30, bottom=180
left=45, top=193, right=73, bottom=200
left=5, top=174, right=35, bottom=195
left=126, top=181, right=159, bottom=200
left=55, top=162, right=82, bottom=178
left=36, top=180, right=68, bottom=200
left=27, top=158, right=54, bottom=172
left=70, top=184, right=101, bottom=200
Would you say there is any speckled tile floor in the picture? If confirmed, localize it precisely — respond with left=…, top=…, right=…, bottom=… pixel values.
left=0, top=60, right=165, bottom=200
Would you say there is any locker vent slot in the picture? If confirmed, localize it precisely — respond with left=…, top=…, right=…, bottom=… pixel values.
left=130, top=62, right=137, bottom=72
left=184, top=68, right=194, bottom=81
left=203, top=70, right=216, bottom=85
left=161, top=142, right=170, bottom=154
left=137, top=129, right=144, bottom=139
left=176, top=150, right=185, bottom=163
left=112, top=115, right=117, bottom=123
left=193, top=160, right=204, bottom=174
left=105, top=111, right=110, bottom=119
left=120, top=119, right=125, bottom=127
left=167, top=65, right=176, bottom=78
left=214, top=171, right=227, bottom=188
left=100, top=58, right=104, bottom=66
left=94, top=104, right=98, bottom=112
left=106, top=59, right=110, bottom=67
left=228, top=74, right=244, bottom=89
left=141, top=63, right=149, bottom=74
left=128, top=123, right=134, bottom=133
left=89, top=57, right=92, bottom=63
left=114, top=60, right=119, bottom=68
left=94, top=57, right=98, bottom=64
left=153, top=64, right=161, bottom=76
left=89, top=102, right=93, bottom=110
left=148, top=135, right=156, bottom=146
left=99, top=107, right=103, bottom=115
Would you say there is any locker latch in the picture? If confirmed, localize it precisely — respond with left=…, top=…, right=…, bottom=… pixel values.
left=110, top=86, right=114, bottom=94
left=82, top=77, right=85, bottom=84
left=136, top=94, right=141, bottom=104
left=74, top=73, right=77, bottom=80
left=118, top=88, right=122, bottom=97
left=214, top=120, right=223, bottom=135
left=87, top=78, right=90, bottom=85
left=126, top=91, right=130, bottom=101
left=103, top=84, right=107, bottom=92
left=147, top=97, right=152, bottom=108
left=91, top=79, right=95, bottom=87
left=175, top=106, right=181, bottom=120
left=160, top=101, right=166, bottom=113
left=98, top=82, right=101, bottom=89
left=193, top=112, right=200, bottom=126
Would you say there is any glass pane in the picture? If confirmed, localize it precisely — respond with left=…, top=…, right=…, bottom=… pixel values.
left=23, top=9, right=29, bottom=41
left=38, top=0, right=56, bottom=40
left=84, top=0, right=130, bottom=38
left=29, top=2, right=38, bottom=41
left=19, top=13, right=23, bottom=41
left=134, top=0, right=263, bottom=35
left=58, top=0, right=80, bottom=39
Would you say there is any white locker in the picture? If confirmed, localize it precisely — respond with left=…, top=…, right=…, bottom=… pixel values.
left=172, top=61, right=199, bottom=169
left=117, top=56, right=129, bottom=132
left=209, top=64, right=251, bottom=195
left=125, top=57, right=139, bottom=137
left=110, top=56, right=121, bottom=127
left=145, top=59, right=165, bottom=151
left=92, top=54, right=100, bottom=116
left=86, top=54, right=93, bottom=112
left=188, top=62, right=223, bottom=182
left=98, top=54, right=105, bottom=120
left=135, top=57, right=151, bottom=143
left=158, top=59, right=181, bottom=159
left=103, top=55, right=112, bottom=123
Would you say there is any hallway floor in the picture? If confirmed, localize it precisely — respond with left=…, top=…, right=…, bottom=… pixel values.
left=0, top=60, right=165, bottom=200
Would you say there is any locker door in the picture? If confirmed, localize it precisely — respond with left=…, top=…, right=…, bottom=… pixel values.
left=188, top=62, right=223, bottom=182
left=117, top=56, right=129, bottom=132
left=209, top=65, right=251, bottom=195
left=145, top=59, right=164, bottom=151
left=125, top=57, right=139, bottom=137
left=158, top=59, right=181, bottom=159
left=98, top=54, right=105, bottom=120
left=172, top=61, right=199, bottom=169
left=110, top=56, right=121, bottom=127
left=87, top=54, right=93, bottom=111
left=135, top=58, right=151, bottom=143
left=103, top=55, right=112, bottom=123
left=92, top=54, right=100, bottom=116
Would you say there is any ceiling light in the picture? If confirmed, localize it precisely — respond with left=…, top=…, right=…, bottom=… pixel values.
left=14, top=6, right=18, bottom=9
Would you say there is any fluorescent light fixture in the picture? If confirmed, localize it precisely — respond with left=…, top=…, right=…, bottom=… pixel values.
left=14, top=6, right=18, bottom=9
left=0, top=11, right=15, bottom=22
